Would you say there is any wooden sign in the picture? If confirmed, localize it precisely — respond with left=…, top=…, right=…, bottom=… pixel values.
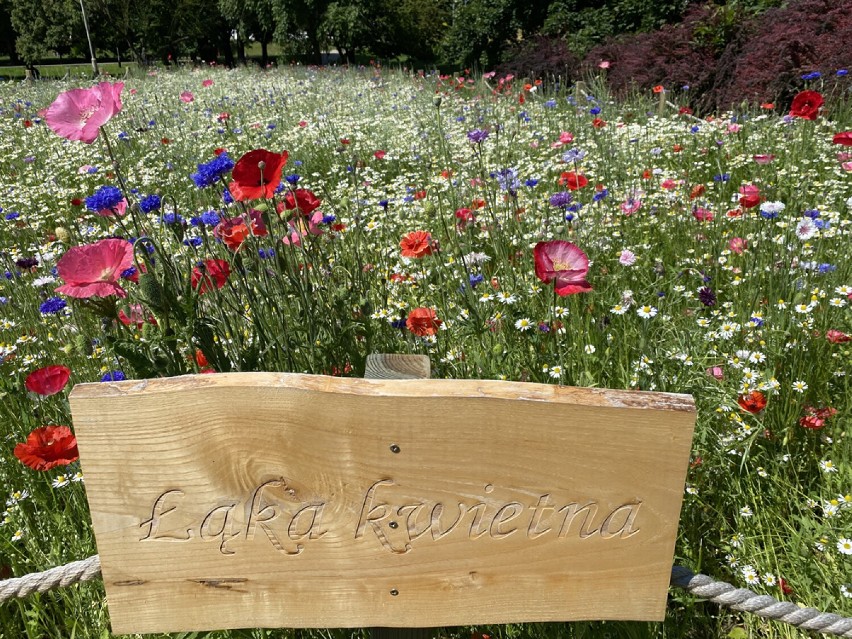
left=69, top=373, right=695, bottom=635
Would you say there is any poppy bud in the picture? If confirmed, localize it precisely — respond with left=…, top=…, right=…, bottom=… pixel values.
left=54, top=226, right=71, bottom=244
left=257, top=161, right=266, bottom=170
left=139, top=273, right=168, bottom=312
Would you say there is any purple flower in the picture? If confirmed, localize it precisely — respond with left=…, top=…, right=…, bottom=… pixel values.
left=549, top=192, right=573, bottom=208
left=467, top=129, right=489, bottom=143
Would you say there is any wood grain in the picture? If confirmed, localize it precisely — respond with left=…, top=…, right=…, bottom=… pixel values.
left=70, top=372, right=696, bottom=634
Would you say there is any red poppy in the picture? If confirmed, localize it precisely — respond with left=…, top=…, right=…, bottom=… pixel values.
left=832, top=132, right=852, bottom=146
left=23, top=120, right=32, bottom=128
left=25, top=365, right=71, bottom=396
left=214, top=217, right=251, bottom=251
left=689, top=184, right=705, bottom=199
left=533, top=240, right=592, bottom=296
left=118, top=304, right=156, bottom=329
left=778, top=578, right=794, bottom=596
left=799, top=415, right=824, bottom=430
left=737, top=390, right=766, bottom=414
left=14, top=425, right=79, bottom=471
left=406, top=307, right=442, bottom=336
left=55, top=238, right=134, bottom=299
left=214, top=148, right=227, bottom=156
left=789, top=90, right=823, bottom=120
left=400, top=231, right=433, bottom=258
left=191, top=259, right=231, bottom=294
left=374, top=150, right=387, bottom=160
left=282, top=189, right=322, bottom=215
left=559, top=172, right=588, bottom=190
left=652, top=85, right=664, bottom=94
left=591, top=118, right=606, bottom=128
left=228, top=149, right=288, bottom=201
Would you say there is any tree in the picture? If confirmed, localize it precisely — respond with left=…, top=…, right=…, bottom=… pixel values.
left=218, top=0, right=276, bottom=66
left=273, top=0, right=328, bottom=64
left=6, top=0, right=84, bottom=68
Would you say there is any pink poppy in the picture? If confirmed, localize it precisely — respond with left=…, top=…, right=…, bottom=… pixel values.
left=202, top=79, right=214, bottom=87
left=281, top=211, right=324, bottom=246
left=693, top=207, right=714, bottom=222
left=95, top=198, right=128, bottom=218
left=55, top=238, right=134, bottom=299
left=180, top=91, right=195, bottom=103
left=728, top=237, right=747, bottom=254
left=374, top=150, right=387, bottom=160
left=620, top=197, right=641, bottom=215
left=752, top=154, right=775, bottom=164
left=533, top=240, right=592, bottom=296
left=43, top=82, right=124, bottom=144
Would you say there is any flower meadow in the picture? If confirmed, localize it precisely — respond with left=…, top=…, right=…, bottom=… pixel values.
left=0, top=66, right=850, bottom=639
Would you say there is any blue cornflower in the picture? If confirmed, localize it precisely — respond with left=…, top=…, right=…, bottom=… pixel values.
left=818, top=263, right=836, bottom=274
left=544, top=99, right=557, bottom=108
left=222, top=189, right=233, bottom=204
left=564, top=213, right=574, bottom=222
left=815, top=219, right=830, bottom=230
left=713, top=174, right=730, bottom=182
left=750, top=316, right=765, bottom=327
left=494, top=168, right=520, bottom=192
left=567, top=202, right=583, bottom=213
left=85, top=185, right=124, bottom=212
left=39, top=297, right=67, bottom=314
left=267, top=123, right=276, bottom=130
left=525, top=179, right=539, bottom=187
left=800, top=71, right=821, bottom=81
left=4, top=212, right=19, bottom=220
left=0, top=297, right=8, bottom=305
left=562, top=148, right=586, bottom=163
left=139, top=194, right=161, bottom=213
left=390, top=318, right=407, bottom=329
left=593, top=189, right=608, bottom=202
left=285, top=174, right=301, bottom=186
left=190, top=153, right=235, bottom=188
left=183, top=237, right=203, bottom=247
left=100, top=371, right=126, bottom=382
left=86, top=166, right=99, bottom=174
left=258, top=247, right=276, bottom=259
left=160, top=212, right=183, bottom=225
left=690, top=125, right=700, bottom=133
left=201, top=210, right=220, bottom=226
left=549, top=192, right=573, bottom=208
left=467, top=129, right=489, bottom=143
left=120, top=267, right=137, bottom=280
left=469, top=273, right=484, bottom=288
left=589, top=107, right=601, bottom=115
left=379, top=199, right=389, bottom=209
left=804, top=209, right=820, bottom=218
left=322, top=214, right=336, bottom=224
left=838, top=69, right=848, bottom=77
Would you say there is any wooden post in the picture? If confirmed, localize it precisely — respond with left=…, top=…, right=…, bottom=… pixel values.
left=366, top=353, right=434, bottom=639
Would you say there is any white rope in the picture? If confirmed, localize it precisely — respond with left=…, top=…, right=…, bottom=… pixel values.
left=2, top=559, right=851, bottom=637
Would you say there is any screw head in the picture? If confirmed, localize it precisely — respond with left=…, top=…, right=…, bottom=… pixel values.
left=390, top=589, right=399, bottom=596
left=390, top=444, right=401, bottom=454
left=389, top=521, right=399, bottom=529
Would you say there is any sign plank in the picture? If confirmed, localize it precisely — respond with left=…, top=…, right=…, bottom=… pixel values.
left=69, top=373, right=695, bottom=635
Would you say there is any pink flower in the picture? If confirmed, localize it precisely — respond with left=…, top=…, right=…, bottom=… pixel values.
left=95, top=198, right=127, bottom=218
left=706, top=366, right=724, bottom=381
left=619, top=249, right=636, bottom=266
left=752, top=154, right=775, bottom=164
left=281, top=211, right=324, bottom=246
left=533, top=240, right=592, bottom=296
left=374, top=150, right=387, bottom=160
left=43, top=82, right=124, bottom=144
left=202, top=79, right=214, bottom=87
left=55, top=238, right=134, bottom=299
left=180, top=91, right=195, bottom=103
left=728, top=237, right=747, bottom=254
left=550, top=131, right=574, bottom=148
left=620, top=197, right=641, bottom=215
left=598, top=60, right=611, bottom=69
left=693, top=207, right=714, bottom=222
left=842, top=162, right=852, bottom=172
left=826, top=329, right=850, bottom=344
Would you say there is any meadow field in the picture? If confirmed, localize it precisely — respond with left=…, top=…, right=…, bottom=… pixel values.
left=0, top=65, right=849, bottom=638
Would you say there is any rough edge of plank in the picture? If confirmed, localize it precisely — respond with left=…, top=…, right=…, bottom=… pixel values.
left=69, top=371, right=695, bottom=413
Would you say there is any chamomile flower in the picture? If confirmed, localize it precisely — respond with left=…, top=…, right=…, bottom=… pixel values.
left=739, top=506, right=753, bottom=517
left=514, top=318, right=532, bottom=331
left=496, top=291, right=517, bottom=305
left=837, top=538, right=852, bottom=555
left=637, top=305, right=657, bottom=319
left=820, top=459, right=838, bottom=473
left=610, top=304, right=628, bottom=315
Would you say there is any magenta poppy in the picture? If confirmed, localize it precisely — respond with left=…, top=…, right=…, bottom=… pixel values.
left=25, top=365, right=71, bottom=396
left=42, top=82, right=124, bottom=144
left=14, top=426, right=79, bottom=471
left=533, top=240, right=592, bottom=296
left=228, top=149, right=288, bottom=201
left=55, top=238, right=134, bottom=299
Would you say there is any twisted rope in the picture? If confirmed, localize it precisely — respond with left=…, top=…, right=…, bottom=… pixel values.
left=671, top=566, right=852, bottom=637
left=2, top=559, right=851, bottom=637
left=0, top=555, right=100, bottom=601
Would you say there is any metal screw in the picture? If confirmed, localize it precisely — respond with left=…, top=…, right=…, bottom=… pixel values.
left=390, top=444, right=401, bottom=454
left=390, top=589, right=399, bottom=596
left=389, top=521, right=398, bottom=529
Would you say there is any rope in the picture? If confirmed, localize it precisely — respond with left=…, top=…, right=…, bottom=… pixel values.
left=671, top=566, right=852, bottom=637
left=0, top=555, right=100, bottom=601
left=2, top=558, right=851, bottom=637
